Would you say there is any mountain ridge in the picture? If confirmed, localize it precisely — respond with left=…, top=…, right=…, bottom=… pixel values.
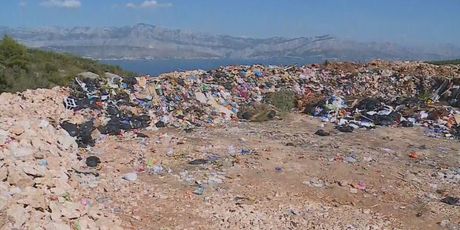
left=1, top=23, right=459, bottom=61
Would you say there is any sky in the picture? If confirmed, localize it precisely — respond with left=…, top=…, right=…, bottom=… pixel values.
left=0, top=0, right=459, bottom=46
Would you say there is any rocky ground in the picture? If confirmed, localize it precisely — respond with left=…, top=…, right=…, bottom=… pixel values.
left=0, top=88, right=459, bottom=229
left=89, top=113, right=460, bottom=230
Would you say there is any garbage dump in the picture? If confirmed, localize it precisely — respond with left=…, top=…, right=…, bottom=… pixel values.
left=60, top=61, right=460, bottom=143
left=1, top=61, right=460, bottom=229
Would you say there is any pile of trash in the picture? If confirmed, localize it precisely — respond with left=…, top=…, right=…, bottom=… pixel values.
left=60, top=61, right=460, bottom=144
left=304, top=94, right=460, bottom=137
left=0, top=91, right=122, bottom=230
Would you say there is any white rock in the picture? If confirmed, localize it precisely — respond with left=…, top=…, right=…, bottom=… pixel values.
left=50, top=180, right=73, bottom=196
left=9, top=186, right=22, bottom=195
left=10, top=125, right=25, bottom=136
left=60, top=201, right=83, bottom=219
left=45, top=221, right=71, bottom=230
left=7, top=204, right=27, bottom=228
left=78, top=72, right=100, bottom=80
left=31, top=137, right=44, bottom=149
left=33, top=151, right=46, bottom=159
left=16, top=187, right=46, bottom=208
left=78, top=215, right=98, bottom=230
left=122, top=172, right=138, bottom=182
left=440, top=219, right=450, bottom=227
left=25, top=210, right=46, bottom=229
left=0, top=195, right=8, bottom=210
left=7, top=166, right=34, bottom=188
left=8, top=143, right=33, bottom=159
left=350, top=188, right=359, bottom=194
left=0, top=181, right=9, bottom=192
left=0, top=129, right=9, bottom=145
left=0, top=166, right=7, bottom=181
left=49, top=202, right=62, bottom=221
left=57, top=135, right=77, bottom=151
left=39, top=119, right=50, bottom=128
left=22, top=165, right=45, bottom=177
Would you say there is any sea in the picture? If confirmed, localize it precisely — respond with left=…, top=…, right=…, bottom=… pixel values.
left=101, top=58, right=321, bottom=76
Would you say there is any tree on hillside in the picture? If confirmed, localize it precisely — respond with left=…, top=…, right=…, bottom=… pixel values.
left=0, top=35, right=29, bottom=70
left=0, top=36, right=134, bottom=93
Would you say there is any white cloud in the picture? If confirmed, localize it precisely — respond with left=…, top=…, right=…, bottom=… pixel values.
left=126, top=0, right=172, bottom=9
left=19, top=0, right=27, bottom=7
left=41, top=0, right=81, bottom=8
left=126, top=3, right=137, bottom=8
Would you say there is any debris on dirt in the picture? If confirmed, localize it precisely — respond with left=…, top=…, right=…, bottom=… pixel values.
left=408, top=152, right=419, bottom=159
left=337, top=125, right=354, bottom=133
left=345, top=155, right=358, bottom=164
left=85, top=156, right=101, bottom=167
left=304, top=177, right=326, bottom=188
left=353, top=181, right=367, bottom=191
left=441, top=196, right=460, bottom=206
left=188, top=159, right=208, bottom=165
left=315, top=129, right=330, bottom=136
left=275, top=166, right=283, bottom=173
left=193, top=186, right=205, bottom=195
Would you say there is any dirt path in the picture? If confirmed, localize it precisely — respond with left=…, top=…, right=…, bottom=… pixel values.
left=76, top=113, right=460, bottom=229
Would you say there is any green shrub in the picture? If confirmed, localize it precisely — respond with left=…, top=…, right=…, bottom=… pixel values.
left=0, top=35, right=29, bottom=70
left=426, top=59, right=460, bottom=65
left=238, top=103, right=277, bottom=122
left=266, top=89, right=296, bottom=113
left=0, top=36, right=135, bottom=93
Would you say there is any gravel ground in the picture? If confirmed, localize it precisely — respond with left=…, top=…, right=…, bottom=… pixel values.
left=79, top=113, right=460, bottom=229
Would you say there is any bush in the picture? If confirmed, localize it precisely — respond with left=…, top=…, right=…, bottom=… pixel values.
left=0, top=35, right=29, bottom=70
left=427, top=59, right=460, bottom=65
left=266, top=89, right=296, bottom=113
left=0, top=36, right=135, bottom=93
left=238, top=103, right=277, bottom=122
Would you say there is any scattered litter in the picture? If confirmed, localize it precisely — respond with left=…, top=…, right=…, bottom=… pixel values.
left=193, top=186, right=205, bottom=195
left=85, top=156, right=101, bottom=168
left=227, top=145, right=237, bottom=156
left=188, top=159, right=208, bottom=165
left=240, top=149, right=254, bottom=155
left=409, top=152, right=419, bottom=159
left=336, top=125, right=354, bottom=133
left=354, top=181, right=367, bottom=191
left=148, top=164, right=168, bottom=175
left=304, top=178, right=325, bottom=188
left=440, top=196, right=460, bottom=206
left=135, top=132, right=149, bottom=138
left=314, top=129, right=330, bottom=136
left=345, top=156, right=358, bottom=164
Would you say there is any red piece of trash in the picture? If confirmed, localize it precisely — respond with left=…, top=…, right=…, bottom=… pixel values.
left=409, top=152, right=418, bottom=159
left=353, top=181, right=366, bottom=190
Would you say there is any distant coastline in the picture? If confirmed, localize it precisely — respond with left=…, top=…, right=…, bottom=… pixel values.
left=100, top=58, right=323, bottom=76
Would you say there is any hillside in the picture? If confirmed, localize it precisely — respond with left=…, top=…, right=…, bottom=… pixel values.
left=427, top=59, right=460, bottom=65
left=2, top=24, right=460, bottom=61
left=0, top=36, right=134, bottom=93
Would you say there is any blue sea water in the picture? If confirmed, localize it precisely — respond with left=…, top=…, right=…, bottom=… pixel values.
left=101, top=58, right=320, bottom=76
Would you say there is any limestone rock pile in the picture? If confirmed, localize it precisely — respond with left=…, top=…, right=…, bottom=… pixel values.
left=0, top=90, right=121, bottom=230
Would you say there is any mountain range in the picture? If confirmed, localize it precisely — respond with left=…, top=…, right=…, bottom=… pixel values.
left=1, top=23, right=459, bottom=61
